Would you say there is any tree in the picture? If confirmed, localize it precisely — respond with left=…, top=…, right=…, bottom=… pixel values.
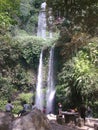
left=47, top=0, right=98, bottom=35
left=57, top=38, right=98, bottom=108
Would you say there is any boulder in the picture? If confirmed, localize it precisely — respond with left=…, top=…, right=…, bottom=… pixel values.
left=94, top=123, right=98, bottom=130
left=11, top=109, right=51, bottom=130
left=76, top=118, right=84, bottom=127
left=56, top=115, right=63, bottom=124
left=0, top=111, right=13, bottom=130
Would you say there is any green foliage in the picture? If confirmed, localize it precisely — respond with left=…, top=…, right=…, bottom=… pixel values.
left=0, top=100, right=7, bottom=110
left=17, top=92, right=33, bottom=103
left=0, top=77, right=14, bottom=99
left=0, top=99, right=22, bottom=114
left=47, top=0, right=98, bottom=35
left=12, top=100, right=23, bottom=114
left=93, top=101, right=98, bottom=117
left=26, top=15, right=38, bottom=33
left=0, top=0, right=20, bottom=15
left=0, top=0, right=20, bottom=37
left=0, top=12, right=12, bottom=36
left=13, top=34, right=57, bottom=68
left=47, top=0, right=98, bottom=17
left=17, top=36, right=46, bottom=69
left=0, top=12, right=12, bottom=27
left=12, top=66, right=31, bottom=91
left=13, top=93, right=33, bottom=114
left=57, top=38, right=98, bottom=110
left=19, top=0, right=43, bottom=33
left=32, top=0, right=43, bottom=9
left=0, top=29, right=56, bottom=99
left=20, top=0, right=31, bottom=17
left=0, top=0, right=20, bottom=23
left=0, top=37, right=33, bottom=92
left=0, top=39, right=20, bottom=68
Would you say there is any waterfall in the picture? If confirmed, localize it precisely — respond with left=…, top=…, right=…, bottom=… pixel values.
left=37, top=2, right=47, bottom=39
left=46, top=47, right=56, bottom=114
left=48, top=8, right=54, bottom=39
left=35, top=50, right=44, bottom=111
left=35, top=2, right=56, bottom=113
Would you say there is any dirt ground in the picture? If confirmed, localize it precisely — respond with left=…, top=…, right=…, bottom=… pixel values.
left=47, top=114, right=98, bottom=130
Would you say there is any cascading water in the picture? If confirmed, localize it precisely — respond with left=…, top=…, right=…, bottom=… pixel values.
left=36, top=2, right=55, bottom=112
left=48, top=8, right=54, bottom=38
left=37, top=2, right=47, bottom=39
left=35, top=50, right=44, bottom=111
left=46, top=47, right=56, bottom=114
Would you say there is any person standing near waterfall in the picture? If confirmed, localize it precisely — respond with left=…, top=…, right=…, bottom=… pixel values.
left=58, top=102, right=62, bottom=116
left=79, top=104, right=87, bottom=124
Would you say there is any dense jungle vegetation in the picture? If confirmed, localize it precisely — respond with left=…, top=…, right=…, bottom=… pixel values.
left=0, top=0, right=98, bottom=116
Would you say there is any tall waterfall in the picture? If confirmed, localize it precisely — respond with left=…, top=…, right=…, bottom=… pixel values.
left=46, top=47, right=56, bottom=114
left=35, top=51, right=44, bottom=111
left=37, top=2, right=47, bottom=39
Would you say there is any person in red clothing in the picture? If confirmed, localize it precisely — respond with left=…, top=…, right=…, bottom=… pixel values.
left=43, top=106, right=46, bottom=114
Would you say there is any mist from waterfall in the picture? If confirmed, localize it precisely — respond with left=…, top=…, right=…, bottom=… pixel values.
left=37, top=2, right=47, bottom=39
left=35, top=50, right=44, bottom=111
left=46, top=47, right=56, bottom=114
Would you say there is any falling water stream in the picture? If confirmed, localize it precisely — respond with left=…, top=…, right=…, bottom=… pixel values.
left=46, top=47, right=55, bottom=114
left=35, top=50, right=44, bottom=111
left=37, top=2, right=47, bottom=39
